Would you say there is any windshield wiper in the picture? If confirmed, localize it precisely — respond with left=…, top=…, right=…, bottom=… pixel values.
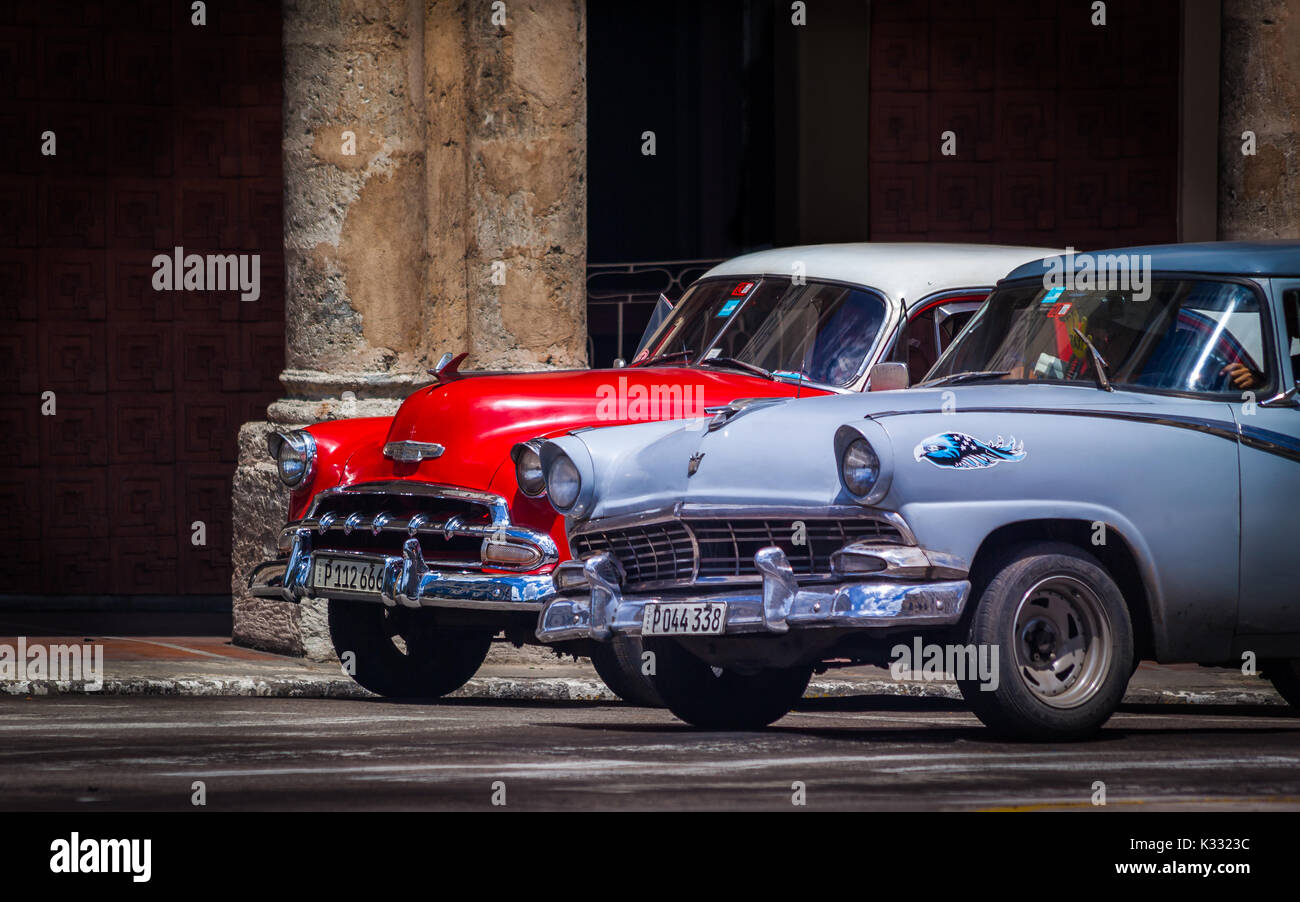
left=632, top=349, right=693, bottom=367
left=1071, top=326, right=1114, bottom=392
left=922, top=369, right=1012, bottom=387
left=696, top=356, right=776, bottom=380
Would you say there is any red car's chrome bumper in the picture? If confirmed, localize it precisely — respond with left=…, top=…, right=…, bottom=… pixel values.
left=248, top=480, right=559, bottom=611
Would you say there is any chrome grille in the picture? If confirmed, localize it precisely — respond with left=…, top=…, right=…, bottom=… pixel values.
left=573, top=516, right=906, bottom=587
left=295, top=487, right=496, bottom=568
left=572, top=522, right=694, bottom=584
left=692, top=518, right=900, bottom=577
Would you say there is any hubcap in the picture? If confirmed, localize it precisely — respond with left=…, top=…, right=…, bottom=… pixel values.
left=1012, top=576, right=1113, bottom=709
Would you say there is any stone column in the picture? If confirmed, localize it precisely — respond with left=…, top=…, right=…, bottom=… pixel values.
left=232, top=0, right=587, bottom=657
left=1218, top=0, right=1300, bottom=238
left=462, top=1, right=588, bottom=369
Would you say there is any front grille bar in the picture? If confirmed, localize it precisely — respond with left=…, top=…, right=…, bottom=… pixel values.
left=298, top=512, right=499, bottom=540
left=572, top=515, right=907, bottom=589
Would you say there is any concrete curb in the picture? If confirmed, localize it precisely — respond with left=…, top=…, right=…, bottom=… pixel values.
left=1, top=675, right=1289, bottom=706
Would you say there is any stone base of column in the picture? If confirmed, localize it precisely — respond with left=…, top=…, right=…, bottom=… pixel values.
left=231, top=420, right=315, bottom=659
left=230, top=369, right=417, bottom=660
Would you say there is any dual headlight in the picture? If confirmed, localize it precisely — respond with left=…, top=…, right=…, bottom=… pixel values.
left=512, top=439, right=588, bottom=514
left=511, top=442, right=547, bottom=497
left=267, top=430, right=316, bottom=489
left=545, top=454, right=582, bottom=509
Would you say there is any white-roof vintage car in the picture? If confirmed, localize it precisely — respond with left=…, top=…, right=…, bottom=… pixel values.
left=530, top=241, right=1300, bottom=739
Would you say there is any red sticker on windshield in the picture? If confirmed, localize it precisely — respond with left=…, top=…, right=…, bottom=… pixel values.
left=731, top=281, right=755, bottom=297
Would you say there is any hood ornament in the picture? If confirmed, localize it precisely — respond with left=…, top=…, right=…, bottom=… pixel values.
left=687, top=452, right=705, bottom=476
left=427, top=351, right=469, bottom=384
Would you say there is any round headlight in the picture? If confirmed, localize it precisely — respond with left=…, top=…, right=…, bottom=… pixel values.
left=546, top=454, right=581, bottom=510
left=841, top=438, right=880, bottom=497
left=513, top=444, right=546, bottom=497
left=270, top=430, right=316, bottom=489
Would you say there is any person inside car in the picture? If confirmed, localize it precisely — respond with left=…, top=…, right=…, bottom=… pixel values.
left=1221, top=293, right=1297, bottom=390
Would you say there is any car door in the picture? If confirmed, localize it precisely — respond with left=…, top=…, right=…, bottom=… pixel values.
left=892, top=296, right=983, bottom=385
left=1234, top=280, right=1300, bottom=647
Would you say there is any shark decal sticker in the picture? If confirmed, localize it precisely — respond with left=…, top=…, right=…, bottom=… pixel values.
left=914, top=433, right=1026, bottom=469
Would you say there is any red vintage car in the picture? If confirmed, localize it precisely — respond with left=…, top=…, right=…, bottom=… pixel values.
left=248, top=243, right=1055, bottom=702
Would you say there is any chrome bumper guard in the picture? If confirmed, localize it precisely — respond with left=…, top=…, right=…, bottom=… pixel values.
left=536, top=543, right=970, bottom=643
left=247, top=528, right=556, bottom=612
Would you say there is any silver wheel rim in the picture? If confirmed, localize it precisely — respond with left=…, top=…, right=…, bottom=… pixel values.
left=1012, top=575, right=1113, bottom=709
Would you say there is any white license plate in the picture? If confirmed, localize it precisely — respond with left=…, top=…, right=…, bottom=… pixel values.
left=642, top=602, right=727, bottom=636
left=313, top=555, right=385, bottom=597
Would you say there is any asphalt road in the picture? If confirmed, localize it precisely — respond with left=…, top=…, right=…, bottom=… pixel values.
left=1, top=695, right=1298, bottom=811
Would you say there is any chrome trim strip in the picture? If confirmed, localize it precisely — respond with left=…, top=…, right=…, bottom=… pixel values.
left=873, top=404, right=1300, bottom=465
left=868, top=404, right=1241, bottom=441
left=1239, top=423, right=1300, bottom=463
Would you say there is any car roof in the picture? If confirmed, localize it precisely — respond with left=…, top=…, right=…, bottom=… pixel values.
left=1004, top=240, right=1300, bottom=282
left=702, top=243, right=1062, bottom=312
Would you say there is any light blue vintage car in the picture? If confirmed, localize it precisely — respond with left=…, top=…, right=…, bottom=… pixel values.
left=529, top=241, right=1300, bottom=740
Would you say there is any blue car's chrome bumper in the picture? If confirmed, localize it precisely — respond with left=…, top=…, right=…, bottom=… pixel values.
left=247, top=528, right=556, bottom=612
left=536, top=544, right=970, bottom=643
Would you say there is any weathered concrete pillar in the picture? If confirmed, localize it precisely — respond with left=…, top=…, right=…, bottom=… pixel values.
left=232, top=0, right=587, bottom=657
left=1219, top=0, right=1300, bottom=238
left=462, top=1, right=588, bottom=369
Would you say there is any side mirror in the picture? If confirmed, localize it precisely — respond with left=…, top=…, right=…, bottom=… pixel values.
left=1260, top=382, right=1300, bottom=408
left=868, top=362, right=909, bottom=392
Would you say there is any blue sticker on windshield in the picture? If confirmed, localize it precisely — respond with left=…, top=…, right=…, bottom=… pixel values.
left=1040, top=287, right=1064, bottom=304
left=717, top=299, right=742, bottom=317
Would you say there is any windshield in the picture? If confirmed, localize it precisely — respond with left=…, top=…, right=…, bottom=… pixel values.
left=636, top=277, right=888, bottom=388
left=926, top=278, right=1273, bottom=395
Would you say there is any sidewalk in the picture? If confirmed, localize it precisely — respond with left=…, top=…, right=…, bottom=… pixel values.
left=0, top=634, right=1290, bottom=706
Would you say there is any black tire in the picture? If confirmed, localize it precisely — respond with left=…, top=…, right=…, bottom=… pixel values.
left=589, top=635, right=664, bottom=707
left=643, top=637, right=812, bottom=729
left=958, top=542, right=1134, bottom=741
left=328, top=600, right=492, bottom=699
left=1264, top=659, right=1300, bottom=709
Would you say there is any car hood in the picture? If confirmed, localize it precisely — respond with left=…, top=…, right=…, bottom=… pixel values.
left=570, top=382, right=1168, bottom=520
left=336, top=365, right=819, bottom=490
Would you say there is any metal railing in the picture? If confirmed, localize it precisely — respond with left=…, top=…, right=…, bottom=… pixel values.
left=586, top=258, right=724, bottom=366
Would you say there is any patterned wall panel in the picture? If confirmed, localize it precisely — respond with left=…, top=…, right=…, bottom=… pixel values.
left=0, top=0, right=284, bottom=598
left=870, top=0, right=1180, bottom=248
